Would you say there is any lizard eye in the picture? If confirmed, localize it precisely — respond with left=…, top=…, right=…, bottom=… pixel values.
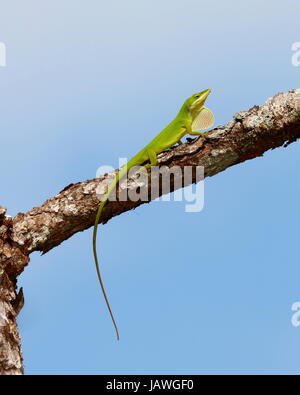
left=194, top=95, right=200, bottom=98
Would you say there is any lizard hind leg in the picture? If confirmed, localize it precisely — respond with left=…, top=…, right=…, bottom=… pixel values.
left=135, top=149, right=157, bottom=178
left=145, top=148, right=158, bottom=168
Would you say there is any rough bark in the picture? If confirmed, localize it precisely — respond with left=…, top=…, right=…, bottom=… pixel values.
left=0, top=208, right=26, bottom=375
left=0, top=89, right=299, bottom=374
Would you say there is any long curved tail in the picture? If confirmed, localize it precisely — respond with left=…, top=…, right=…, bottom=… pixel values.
left=93, top=166, right=127, bottom=341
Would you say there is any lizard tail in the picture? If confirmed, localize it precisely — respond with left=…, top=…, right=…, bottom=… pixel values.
left=93, top=166, right=128, bottom=341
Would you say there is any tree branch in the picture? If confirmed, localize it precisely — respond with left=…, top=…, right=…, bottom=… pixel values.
left=0, top=209, right=26, bottom=375
left=12, top=89, right=300, bottom=257
left=0, top=88, right=299, bottom=374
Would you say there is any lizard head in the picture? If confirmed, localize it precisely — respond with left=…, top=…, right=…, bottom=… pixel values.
left=185, top=89, right=211, bottom=113
left=183, top=89, right=215, bottom=132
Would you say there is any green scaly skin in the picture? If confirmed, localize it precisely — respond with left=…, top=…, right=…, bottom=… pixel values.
left=93, top=89, right=214, bottom=340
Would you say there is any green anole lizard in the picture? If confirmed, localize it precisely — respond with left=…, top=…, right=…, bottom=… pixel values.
left=93, top=89, right=214, bottom=340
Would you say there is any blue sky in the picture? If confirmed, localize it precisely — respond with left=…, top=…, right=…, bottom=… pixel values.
left=1, top=0, right=300, bottom=374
